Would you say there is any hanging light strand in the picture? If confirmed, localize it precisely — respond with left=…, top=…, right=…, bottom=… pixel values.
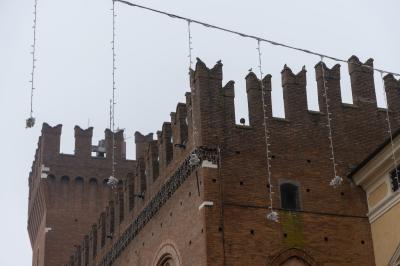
left=380, top=72, right=400, bottom=185
left=186, top=19, right=198, bottom=150
left=257, top=40, right=278, bottom=222
left=320, top=57, right=342, bottom=188
left=112, top=0, right=117, bottom=177
left=187, top=20, right=193, bottom=70
left=186, top=19, right=201, bottom=165
left=26, top=0, right=39, bottom=128
left=108, top=0, right=119, bottom=189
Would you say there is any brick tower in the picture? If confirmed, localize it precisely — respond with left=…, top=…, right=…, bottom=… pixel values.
left=29, top=56, right=400, bottom=266
left=27, top=124, right=135, bottom=266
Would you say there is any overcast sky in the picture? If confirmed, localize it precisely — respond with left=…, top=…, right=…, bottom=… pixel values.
left=1, top=0, right=399, bottom=265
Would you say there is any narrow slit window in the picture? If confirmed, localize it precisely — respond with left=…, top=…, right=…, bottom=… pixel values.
left=280, top=183, right=300, bottom=211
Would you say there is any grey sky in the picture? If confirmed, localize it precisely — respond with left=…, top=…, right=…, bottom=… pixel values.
left=1, top=0, right=399, bottom=265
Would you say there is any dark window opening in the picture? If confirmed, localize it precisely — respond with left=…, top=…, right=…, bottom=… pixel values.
left=280, top=183, right=300, bottom=211
left=100, top=214, right=106, bottom=248
left=84, top=236, right=89, bottom=266
left=118, top=189, right=124, bottom=223
left=109, top=202, right=115, bottom=234
left=47, top=174, right=55, bottom=181
left=390, top=168, right=400, bottom=192
left=127, top=173, right=135, bottom=211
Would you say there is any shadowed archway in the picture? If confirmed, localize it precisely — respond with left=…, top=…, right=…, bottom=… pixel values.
left=270, top=248, right=318, bottom=266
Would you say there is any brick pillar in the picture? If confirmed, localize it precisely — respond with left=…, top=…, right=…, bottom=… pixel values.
left=282, top=65, right=307, bottom=120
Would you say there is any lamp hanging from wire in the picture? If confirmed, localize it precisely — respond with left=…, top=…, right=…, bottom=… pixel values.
left=256, top=40, right=278, bottom=222
left=26, top=0, right=39, bottom=128
left=186, top=19, right=201, bottom=165
left=107, top=0, right=119, bottom=189
left=319, top=57, right=342, bottom=188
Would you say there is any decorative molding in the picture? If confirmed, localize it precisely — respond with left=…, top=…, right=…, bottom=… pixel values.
left=389, top=241, right=400, bottom=266
left=99, top=147, right=218, bottom=266
left=269, top=247, right=319, bottom=266
left=152, top=240, right=182, bottom=266
left=369, top=191, right=400, bottom=223
left=353, top=136, right=400, bottom=188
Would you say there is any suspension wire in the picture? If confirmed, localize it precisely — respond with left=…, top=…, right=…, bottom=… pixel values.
left=380, top=72, right=400, bottom=185
left=320, top=57, right=342, bottom=188
left=256, top=40, right=278, bottom=222
left=114, top=0, right=400, bottom=77
left=114, top=0, right=399, bottom=191
left=26, top=0, right=39, bottom=128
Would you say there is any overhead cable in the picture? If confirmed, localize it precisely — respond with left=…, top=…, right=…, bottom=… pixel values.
left=115, top=0, right=400, bottom=77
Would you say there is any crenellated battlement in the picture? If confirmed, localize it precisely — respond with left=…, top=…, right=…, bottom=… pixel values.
left=53, top=56, right=400, bottom=266
left=27, top=123, right=136, bottom=266
left=28, top=123, right=136, bottom=199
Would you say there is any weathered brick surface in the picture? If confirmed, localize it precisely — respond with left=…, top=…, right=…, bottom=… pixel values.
left=29, top=56, right=400, bottom=266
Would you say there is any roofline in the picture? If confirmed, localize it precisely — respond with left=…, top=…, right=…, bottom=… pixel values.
left=348, top=128, right=400, bottom=179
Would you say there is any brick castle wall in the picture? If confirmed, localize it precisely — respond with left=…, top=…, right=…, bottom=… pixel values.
left=29, top=55, right=400, bottom=266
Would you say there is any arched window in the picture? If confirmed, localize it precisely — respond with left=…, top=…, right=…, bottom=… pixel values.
left=153, top=242, right=182, bottom=266
left=75, top=176, right=84, bottom=183
left=270, top=248, right=316, bottom=266
left=280, top=183, right=300, bottom=211
left=282, top=257, right=310, bottom=266
left=61, top=175, right=70, bottom=182
left=157, top=255, right=175, bottom=266
left=47, top=174, right=56, bottom=181
left=89, top=178, right=98, bottom=185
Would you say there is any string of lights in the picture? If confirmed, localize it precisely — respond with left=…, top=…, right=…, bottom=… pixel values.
left=114, top=0, right=400, bottom=77
left=108, top=0, right=119, bottom=189
left=187, top=20, right=193, bottom=71
left=320, top=57, right=342, bottom=188
left=185, top=17, right=203, bottom=169
left=186, top=19, right=198, bottom=150
left=257, top=40, right=278, bottom=222
left=380, top=72, right=400, bottom=185
left=26, top=0, right=39, bottom=128
left=112, top=0, right=400, bottom=194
